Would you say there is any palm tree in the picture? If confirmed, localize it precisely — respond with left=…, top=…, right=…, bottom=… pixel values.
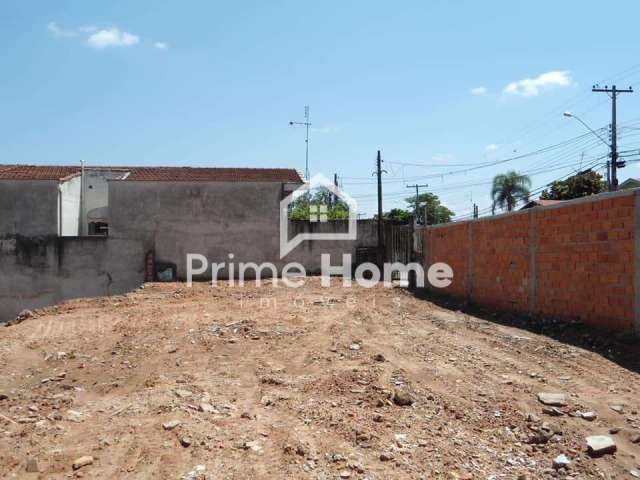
left=491, top=171, right=531, bottom=213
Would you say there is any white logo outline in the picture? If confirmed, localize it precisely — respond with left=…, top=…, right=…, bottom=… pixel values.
left=279, top=174, right=358, bottom=258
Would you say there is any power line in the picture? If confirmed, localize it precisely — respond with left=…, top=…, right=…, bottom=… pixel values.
left=452, top=158, right=606, bottom=220
left=341, top=129, right=608, bottom=185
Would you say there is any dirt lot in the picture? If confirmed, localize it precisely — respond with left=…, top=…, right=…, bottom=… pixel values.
left=1, top=278, right=640, bottom=479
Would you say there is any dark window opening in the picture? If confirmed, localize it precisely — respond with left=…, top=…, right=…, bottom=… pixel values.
left=88, top=222, right=109, bottom=236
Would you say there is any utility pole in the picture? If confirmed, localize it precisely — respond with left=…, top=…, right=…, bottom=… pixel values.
left=333, top=173, right=339, bottom=207
left=473, top=203, right=479, bottom=219
left=592, top=84, right=633, bottom=190
left=289, top=105, right=312, bottom=180
left=406, top=183, right=428, bottom=223
left=80, top=160, right=85, bottom=235
left=374, top=150, right=387, bottom=265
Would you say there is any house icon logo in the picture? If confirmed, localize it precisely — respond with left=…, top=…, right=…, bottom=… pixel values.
left=279, top=174, right=358, bottom=258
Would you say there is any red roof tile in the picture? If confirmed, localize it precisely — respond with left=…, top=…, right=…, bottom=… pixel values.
left=0, top=165, right=303, bottom=183
left=536, top=199, right=565, bottom=206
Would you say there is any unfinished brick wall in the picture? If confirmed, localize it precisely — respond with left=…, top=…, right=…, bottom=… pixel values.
left=424, top=223, right=470, bottom=299
left=423, top=190, right=638, bottom=333
left=472, top=212, right=531, bottom=314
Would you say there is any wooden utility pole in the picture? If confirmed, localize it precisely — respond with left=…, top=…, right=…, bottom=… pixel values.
left=375, top=150, right=387, bottom=264
left=592, top=84, right=633, bottom=190
left=406, top=183, right=428, bottom=223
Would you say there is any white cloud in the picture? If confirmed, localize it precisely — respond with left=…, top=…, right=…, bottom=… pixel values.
left=47, top=22, right=77, bottom=38
left=471, top=86, right=487, bottom=96
left=484, top=143, right=499, bottom=152
left=503, top=71, right=573, bottom=97
left=87, top=28, right=139, bottom=48
left=48, top=22, right=99, bottom=38
left=78, top=25, right=99, bottom=33
left=153, top=42, right=168, bottom=50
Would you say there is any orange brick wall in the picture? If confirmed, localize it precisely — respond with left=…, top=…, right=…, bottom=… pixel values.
left=424, top=222, right=470, bottom=299
left=423, top=191, right=637, bottom=333
left=471, top=212, right=531, bottom=313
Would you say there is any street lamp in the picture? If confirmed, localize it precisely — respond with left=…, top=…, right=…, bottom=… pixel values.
left=563, top=111, right=617, bottom=191
left=563, top=112, right=610, bottom=148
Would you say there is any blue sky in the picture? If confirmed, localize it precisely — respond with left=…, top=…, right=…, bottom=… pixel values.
left=2, top=1, right=640, bottom=217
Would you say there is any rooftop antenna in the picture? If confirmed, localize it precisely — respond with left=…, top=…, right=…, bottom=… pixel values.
left=289, top=106, right=311, bottom=180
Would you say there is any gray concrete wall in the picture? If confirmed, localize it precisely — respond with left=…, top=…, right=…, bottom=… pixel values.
left=109, top=180, right=285, bottom=279
left=109, top=180, right=378, bottom=278
left=0, top=178, right=378, bottom=321
left=0, top=235, right=144, bottom=323
left=0, top=180, right=58, bottom=236
left=285, top=220, right=378, bottom=273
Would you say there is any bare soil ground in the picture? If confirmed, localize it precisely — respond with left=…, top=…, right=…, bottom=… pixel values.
left=1, top=279, right=640, bottom=479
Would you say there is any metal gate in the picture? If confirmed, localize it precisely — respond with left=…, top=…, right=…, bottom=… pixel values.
left=384, top=223, right=413, bottom=266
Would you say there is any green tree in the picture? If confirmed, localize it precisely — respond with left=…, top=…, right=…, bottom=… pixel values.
left=491, top=171, right=531, bottom=213
left=407, top=192, right=455, bottom=225
left=288, top=188, right=349, bottom=220
left=383, top=208, right=413, bottom=224
left=540, top=170, right=604, bottom=200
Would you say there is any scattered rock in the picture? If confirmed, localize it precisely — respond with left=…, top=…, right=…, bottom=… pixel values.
left=199, top=403, right=216, bottom=413
left=162, top=420, right=181, bottom=430
left=181, top=465, right=206, bottom=480
left=609, top=427, right=621, bottom=435
left=552, top=454, right=570, bottom=470
left=630, top=470, right=640, bottom=478
left=392, top=389, right=414, bottom=406
left=349, top=343, right=361, bottom=351
left=542, top=406, right=565, bottom=416
left=630, top=433, right=640, bottom=444
left=379, top=451, right=393, bottom=461
left=372, top=353, right=385, bottom=362
left=72, top=456, right=94, bottom=470
left=180, top=437, right=192, bottom=448
left=339, top=470, right=351, bottom=478
left=586, top=435, right=617, bottom=457
left=528, top=428, right=554, bottom=445
left=260, top=375, right=284, bottom=385
left=537, top=393, right=567, bottom=407
left=240, top=412, right=252, bottom=419
left=610, top=404, right=625, bottom=414
left=174, top=389, right=193, bottom=398
left=526, top=413, right=541, bottom=423
left=579, top=411, right=597, bottom=421
left=242, top=440, right=263, bottom=452
left=292, top=442, right=308, bottom=457
left=7, top=309, right=34, bottom=326
left=448, top=470, right=473, bottom=479
left=372, top=413, right=384, bottom=423
left=66, top=410, right=83, bottom=423
left=25, top=458, right=39, bottom=473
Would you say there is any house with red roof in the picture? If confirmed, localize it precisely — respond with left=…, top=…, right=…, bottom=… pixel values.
left=0, top=164, right=303, bottom=279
